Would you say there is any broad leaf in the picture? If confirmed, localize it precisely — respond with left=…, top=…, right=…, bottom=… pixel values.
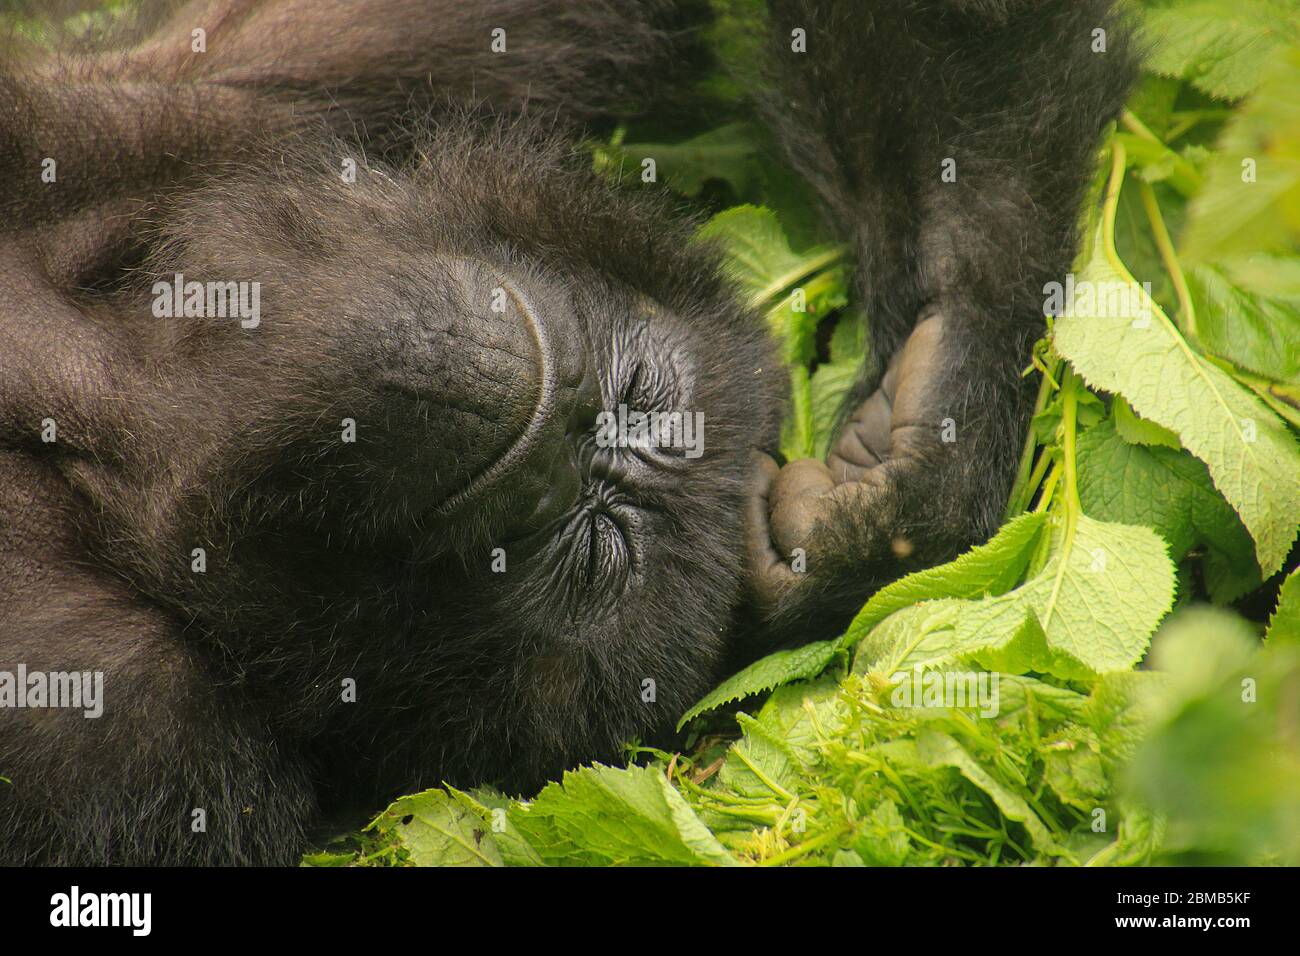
left=839, top=513, right=1048, bottom=650
left=1077, top=419, right=1261, bottom=602
left=509, top=764, right=739, bottom=866
left=1138, top=0, right=1300, bottom=100
left=1055, top=223, right=1300, bottom=575
left=676, top=639, right=839, bottom=729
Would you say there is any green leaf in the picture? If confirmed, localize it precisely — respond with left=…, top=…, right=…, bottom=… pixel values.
left=780, top=365, right=815, bottom=460
left=916, top=730, right=1066, bottom=857
left=1113, top=395, right=1182, bottom=449
left=1138, top=0, right=1300, bottom=100
left=1185, top=263, right=1300, bottom=384
left=697, top=205, right=847, bottom=368
left=987, top=516, right=1176, bottom=676
left=696, top=205, right=845, bottom=310
left=992, top=674, right=1089, bottom=723
left=754, top=678, right=846, bottom=771
left=1181, top=46, right=1300, bottom=262
left=1077, top=419, right=1261, bottom=602
left=718, top=712, right=800, bottom=799
left=369, top=789, right=503, bottom=867
left=1042, top=726, right=1108, bottom=811
left=509, top=764, right=739, bottom=866
left=1267, top=569, right=1300, bottom=645
left=457, top=787, right=545, bottom=866
left=808, top=317, right=868, bottom=457
left=1084, top=670, right=1169, bottom=780
left=839, top=512, right=1048, bottom=651
left=599, top=122, right=762, bottom=198
left=808, top=352, right=861, bottom=459
left=1126, top=606, right=1300, bottom=864
left=676, top=639, right=839, bottom=729
left=854, top=799, right=912, bottom=866
left=1055, top=221, right=1300, bottom=575
left=860, top=516, right=1175, bottom=680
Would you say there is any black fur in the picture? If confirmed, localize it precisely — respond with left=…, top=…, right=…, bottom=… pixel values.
left=752, top=0, right=1138, bottom=644
left=0, top=0, right=1136, bottom=863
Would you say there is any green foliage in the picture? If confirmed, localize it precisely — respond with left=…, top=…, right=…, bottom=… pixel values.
left=696, top=205, right=852, bottom=458
left=1138, top=0, right=1300, bottom=100
left=1055, top=161, right=1300, bottom=575
left=1268, top=569, right=1300, bottom=643
left=1123, top=608, right=1300, bottom=864
left=676, top=640, right=840, bottom=729
left=1077, top=419, right=1261, bottom=601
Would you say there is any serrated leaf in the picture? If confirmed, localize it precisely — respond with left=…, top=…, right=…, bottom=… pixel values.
left=1139, top=0, right=1300, bottom=100
left=858, top=516, right=1175, bottom=681
left=755, top=678, right=846, bottom=770
left=1055, top=221, right=1300, bottom=574
left=509, top=764, right=739, bottom=866
left=855, top=799, right=912, bottom=866
left=1186, top=264, right=1300, bottom=384
left=456, top=787, right=544, bottom=866
left=839, top=512, right=1048, bottom=651
left=993, top=674, right=1088, bottom=723
left=1042, top=726, right=1108, bottom=811
left=696, top=205, right=845, bottom=310
left=1084, top=670, right=1169, bottom=779
left=995, top=516, right=1176, bottom=676
left=676, top=639, right=838, bottom=729
left=718, top=712, right=800, bottom=799
left=371, top=789, right=502, bottom=867
left=1266, top=569, right=1300, bottom=645
left=1078, top=419, right=1261, bottom=602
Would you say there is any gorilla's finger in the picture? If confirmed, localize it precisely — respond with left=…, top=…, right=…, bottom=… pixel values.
left=827, top=389, right=891, bottom=482
left=768, top=458, right=835, bottom=556
left=745, top=452, right=806, bottom=611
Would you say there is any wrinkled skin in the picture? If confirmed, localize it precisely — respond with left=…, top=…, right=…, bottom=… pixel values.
left=0, top=0, right=1135, bottom=864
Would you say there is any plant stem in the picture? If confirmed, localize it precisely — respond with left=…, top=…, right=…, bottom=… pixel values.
left=1004, top=356, right=1061, bottom=520
left=1137, top=179, right=1198, bottom=341
left=759, top=826, right=852, bottom=866
left=1060, top=372, right=1083, bottom=518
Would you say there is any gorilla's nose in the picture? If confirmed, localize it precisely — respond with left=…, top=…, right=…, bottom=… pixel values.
left=374, top=259, right=547, bottom=513
left=389, top=256, right=609, bottom=531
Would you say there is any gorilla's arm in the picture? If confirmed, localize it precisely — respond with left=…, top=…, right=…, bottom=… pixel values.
left=0, top=0, right=707, bottom=226
left=747, top=0, right=1139, bottom=643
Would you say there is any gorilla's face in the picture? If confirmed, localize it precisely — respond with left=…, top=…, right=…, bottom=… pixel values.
left=70, top=120, right=782, bottom=789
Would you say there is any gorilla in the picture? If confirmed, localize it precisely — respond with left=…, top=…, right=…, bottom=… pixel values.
left=0, top=0, right=1136, bottom=863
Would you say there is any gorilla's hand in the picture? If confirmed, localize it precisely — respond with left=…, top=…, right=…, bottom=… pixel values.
left=741, top=0, right=1135, bottom=651
left=748, top=316, right=949, bottom=616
